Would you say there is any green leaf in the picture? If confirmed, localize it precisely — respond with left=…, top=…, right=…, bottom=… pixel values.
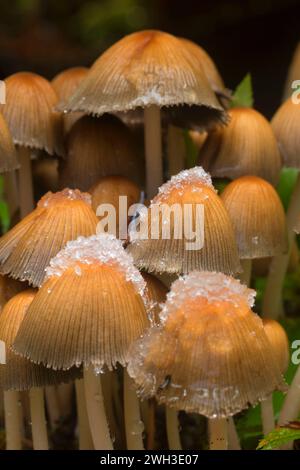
left=276, top=167, right=299, bottom=211
left=257, top=424, right=300, bottom=450
left=230, top=73, right=253, bottom=108
left=183, top=129, right=198, bottom=169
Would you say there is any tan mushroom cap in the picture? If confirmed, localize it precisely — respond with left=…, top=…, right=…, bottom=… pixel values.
left=221, top=176, right=288, bottom=259
left=271, top=98, right=300, bottom=169
left=128, top=272, right=286, bottom=418
left=199, top=107, right=282, bottom=186
left=13, top=235, right=150, bottom=371
left=51, top=67, right=88, bottom=134
left=0, top=111, right=19, bottom=172
left=0, top=274, right=25, bottom=310
left=0, top=72, right=64, bottom=157
left=262, top=319, right=289, bottom=375
left=127, top=167, right=241, bottom=275
left=59, top=114, right=144, bottom=191
left=142, top=272, right=168, bottom=324
left=0, top=290, right=82, bottom=390
left=0, top=189, right=98, bottom=287
left=61, top=30, right=226, bottom=127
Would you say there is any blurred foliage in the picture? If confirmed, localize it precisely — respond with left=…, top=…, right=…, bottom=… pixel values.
left=230, top=73, right=254, bottom=108
left=277, top=168, right=299, bottom=211
left=257, top=423, right=300, bottom=450
left=0, top=176, right=10, bottom=234
left=183, top=129, right=198, bottom=169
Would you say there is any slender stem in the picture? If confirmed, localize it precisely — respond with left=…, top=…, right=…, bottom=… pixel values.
left=227, top=417, right=241, bottom=450
left=124, top=370, right=144, bottom=450
left=167, top=125, right=185, bottom=177
left=75, top=379, right=93, bottom=450
left=102, top=370, right=119, bottom=445
left=17, top=146, right=34, bottom=218
left=45, top=386, right=60, bottom=430
left=166, top=407, right=182, bottom=450
left=209, top=418, right=228, bottom=450
left=144, top=105, right=163, bottom=199
left=261, top=396, right=275, bottom=435
left=84, top=366, right=113, bottom=450
left=29, top=388, right=48, bottom=450
left=239, top=259, right=252, bottom=286
left=263, top=172, right=300, bottom=319
left=146, top=399, right=156, bottom=450
left=3, top=390, right=22, bottom=450
left=278, top=365, right=300, bottom=426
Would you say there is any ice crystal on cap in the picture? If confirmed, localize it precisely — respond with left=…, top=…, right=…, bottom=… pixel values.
left=160, top=271, right=255, bottom=323
left=155, top=167, right=215, bottom=202
left=38, top=188, right=91, bottom=208
left=45, top=233, right=147, bottom=299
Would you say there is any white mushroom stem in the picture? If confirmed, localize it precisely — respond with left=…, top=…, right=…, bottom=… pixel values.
left=4, top=390, right=22, bottom=450
left=124, top=370, right=144, bottom=450
left=239, top=259, right=252, bottom=286
left=167, top=125, right=186, bottom=177
left=29, top=387, right=48, bottom=450
left=144, top=105, right=163, bottom=199
left=75, top=379, right=93, bottom=450
left=262, top=172, right=300, bottom=319
left=84, top=366, right=113, bottom=450
left=17, top=147, right=34, bottom=218
left=166, top=407, right=182, bottom=450
left=209, top=418, right=228, bottom=450
left=227, top=417, right=241, bottom=450
left=278, top=364, right=300, bottom=426
left=261, top=396, right=275, bottom=435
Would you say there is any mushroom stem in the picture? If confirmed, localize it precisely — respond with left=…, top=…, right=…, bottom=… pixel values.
left=124, top=370, right=144, bottom=450
left=75, top=379, right=93, bottom=450
left=144, top=105, right=163, bottom=198
left=4, top=390, right=22, bottom=449
left=262, top=172, right=300, bottom=319
left=84, top=366, right=113, bottom=450
left=209, top=418, right=228, bottom=450
left=29, top=387, right=48, bottom=450
left=261, top=396, right=275, bottom=435
left=278, top=364, right=300, bottom=426
left=45, top=386, right=60, bottom=430
left=167, top=125, right=185, bottom=177
left=17, top=147, right=34, bottom=218
left=228, top=417, right=241, bottom=450
left=166, top=407, right=182, bottom=450
left=239, top=259, right=252, bottom=286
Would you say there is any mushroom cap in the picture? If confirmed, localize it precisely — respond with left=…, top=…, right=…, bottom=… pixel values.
left=128, top=271, right=286, bottom=418
left=13, top=234, right=150, bottom=371
left=199, top=107, right=282, bottom=186
left=0, top=72, right=64, bottom=156
left=142, top=272, right=168, bottom=324
left=0, top=274, right=25, bottom=310
left=262, top=319, right=289, bottom=375
left=0, top=290, right=82, bottom=391
left=51, top=67, right=88, bottom=134
left=0, top=189, right=98, bottom=287
left=221, top=176, right=288, bottom=259
left=0, top=111, right=19, bottom=172
left=127, top=167, right=240, bottom=275
left=61, top=30, right=226, bottom=127
left=271, top=98, right=300, bottom=168
left=283, top=43, right=300, bottom=102
left=59, top=114, right=144, bottom=191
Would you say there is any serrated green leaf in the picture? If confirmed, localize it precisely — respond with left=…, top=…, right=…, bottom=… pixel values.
left=230, top=73, right=253, bottom=108
left=257, top=425, right=300, bottom=450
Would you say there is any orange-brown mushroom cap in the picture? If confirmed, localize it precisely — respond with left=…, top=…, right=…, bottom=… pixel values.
left=0, top=72, right=64, bottom=157
left=13, top=234, right=150, bottom=371
left=142, top=272, right=168, bottom=324
left=0, top=290, right=82, bottom=391
left=0, top=111, right=19, bottom=172
left=128, top=271, right=286, bottom=418
left=221, top=176, right=288, bottom=259
left=262, top=319, right=290, bottom=375
left=0, top=189, right=98, bottom=287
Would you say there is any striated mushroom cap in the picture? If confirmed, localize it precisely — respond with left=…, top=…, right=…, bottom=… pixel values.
left=0, top=111, right=19, bottom=172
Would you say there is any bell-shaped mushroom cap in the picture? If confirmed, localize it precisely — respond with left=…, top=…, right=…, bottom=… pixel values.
left=0, top=72, right=64, bottom=156
left=0, top=111, right=19, bottom=172
left=262, top=319, right=289, bottom=375
left=0, top=275, right=25, bottom=310
left=51, top=67, right=88, bottom=134
left=271, top=98, right=300, bottom=168
left=59, top=114, right=144, bottom=191
left=0, top=290, right=82, bottom=390
left=13, top=234, right=150, bottom=371
left=127, top=167, right=240, bottom=275
left=0, top=189, right=98, bottom=287
left=128, top=271, right=286, bottom=418
left=199, top=107, right=282, bottom=186
left=142, top=272, right=168, bottom=324
left=221, top=176, right=288, bottom=259
left=61, top=30, right=226, bottom=127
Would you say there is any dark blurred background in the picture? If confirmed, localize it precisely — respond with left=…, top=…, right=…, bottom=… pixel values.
left=0, top=0, right=299, bottom=117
